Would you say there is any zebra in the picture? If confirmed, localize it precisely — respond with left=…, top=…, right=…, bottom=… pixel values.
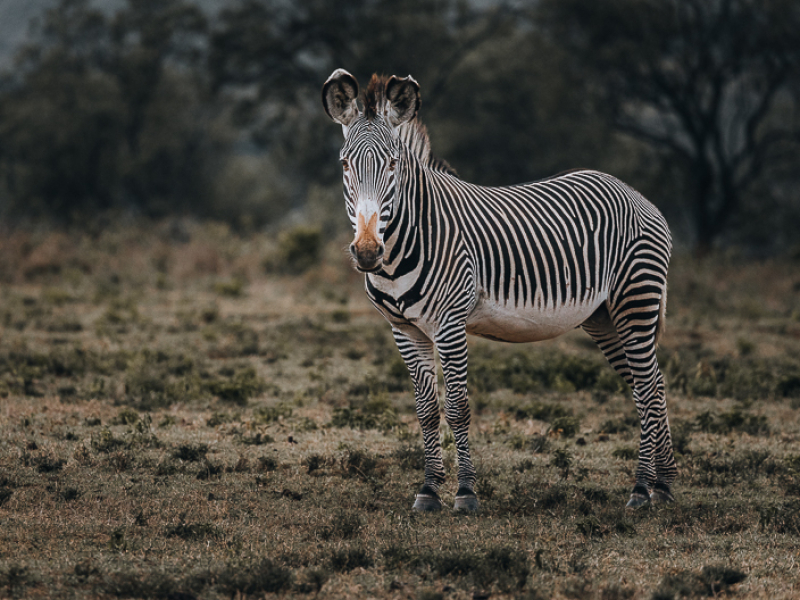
left=322, top=69, right=676, bottom=511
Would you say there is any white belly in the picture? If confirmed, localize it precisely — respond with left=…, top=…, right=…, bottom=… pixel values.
left=465, top=294, right=606, bottom=343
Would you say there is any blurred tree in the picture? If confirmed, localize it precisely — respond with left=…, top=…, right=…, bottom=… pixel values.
left=539, top=0, right=800, bottom=252
left=430, top=22, right=625, bottom=186
left=209, top=0, right=520, bottom=187
left=0, top=0, right=224, bottom=221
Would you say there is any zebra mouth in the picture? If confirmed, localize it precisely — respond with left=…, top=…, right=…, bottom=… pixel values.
left=356, top=263, right=383, bottom=274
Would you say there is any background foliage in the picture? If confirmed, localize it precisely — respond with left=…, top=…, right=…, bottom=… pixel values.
left=1, top=0, right=799, bottom=252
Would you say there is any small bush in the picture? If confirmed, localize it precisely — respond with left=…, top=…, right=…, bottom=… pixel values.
left=271, top=226, right=323, bottom=273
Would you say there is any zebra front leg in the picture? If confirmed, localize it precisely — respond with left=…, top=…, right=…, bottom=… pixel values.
left=437, top=322, right=478, bottom=512
left=392, top=326, right=445, bottom=511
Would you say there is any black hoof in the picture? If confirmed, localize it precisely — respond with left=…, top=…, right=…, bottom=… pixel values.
left=453, top=487, right=479, bottom=512
left=626, top=483, right=651, bottom=509
left=413, top=485, right=442, bottom=512
left=650, top=482, right=675, bottom=504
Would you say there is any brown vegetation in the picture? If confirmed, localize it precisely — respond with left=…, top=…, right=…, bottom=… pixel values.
left=1, top=222, right=799, bottom=598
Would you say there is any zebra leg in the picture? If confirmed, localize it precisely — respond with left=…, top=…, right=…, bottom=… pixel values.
left=392, top=325, right=445, bottom=511
left=437, top=322, right=478, bottom=512
left=610, top=294, right=677, bottom=508
left=582, top=306, right=650, bottom=507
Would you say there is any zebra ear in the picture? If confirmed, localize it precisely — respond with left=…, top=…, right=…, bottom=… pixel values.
left=385, top=75, right=420, bottom=129
left=322, top=69, right=360, bottom=128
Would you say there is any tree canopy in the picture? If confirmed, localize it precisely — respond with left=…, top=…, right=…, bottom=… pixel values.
left=1, top=0, right=798, bottom=252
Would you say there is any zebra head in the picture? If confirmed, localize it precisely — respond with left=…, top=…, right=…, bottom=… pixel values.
left=323, top=69, right=420, bottom=273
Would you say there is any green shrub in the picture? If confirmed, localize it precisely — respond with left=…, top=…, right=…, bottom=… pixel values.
left=206, top=366, right=265, bottom=405
left=271, top=226, right=323, bottom=273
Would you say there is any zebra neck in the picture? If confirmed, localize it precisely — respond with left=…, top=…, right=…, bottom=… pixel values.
left=380, top=150, right=436, bottom=278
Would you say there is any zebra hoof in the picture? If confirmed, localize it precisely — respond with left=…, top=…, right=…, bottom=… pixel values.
left=413, top=485, right=443, bottom=512
left=453, top=487, right=479, bottom=512
left=650, top=482, right=675, bottom=504
left=625, top=484, right=651, bottom=509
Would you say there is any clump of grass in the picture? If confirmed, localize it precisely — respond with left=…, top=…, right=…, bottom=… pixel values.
left=328, top=545, right=373, bottom=572
left=295, top=568, right=329, bottom=594
left=612, top=446, right=637, bottom=461
left=91, top=429, right=126, bottom=453
left=549, top=416, right=581, bottom=438
left=206, top=411, right=235, bottom=427
left=0, top=564, right=32, bottom=597
left=423, top=546, right=529, bottom=592
left=758, top=500, right=800, bottom=534
left=339, top=449, right=381, bottom=480
left=551, top=448, right=573, bottom=479
left=469, top=347, right=605, bottom=394
left=695, top=409, right=769, bottom=435
left=391, top=445, right=425, bottom=471
left=515, top=401, right=572, bottom=422
left=111, top=408, right=140, bottom=426
left=329, top=395, right=400, bottom=432
left=239, top=432, right=274, bottom=446
left=320, top=509, right=362, bottom=540
left=172, top=443, right=208, bottom=462
left=258, top=456, right=278, bottom=472
left=267, top=226, right=322, bottom=274
left=600, top=414, right=639, bottom=435
left=216, top=559, right=294, bottom=595
left=34, top=456, right=66, bottom=473
left=652, top=565, right=746, bottom=599
left=302, top=453, right=329, bottom=474
left=165, top=521, right=217, bottom=541
left=206, top=366, right=265, bottom=405
left=253, top=402, right=292, bottom=424
left=213, top=277, right=245, bottom=297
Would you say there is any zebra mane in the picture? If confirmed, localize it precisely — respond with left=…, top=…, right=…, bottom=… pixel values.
left=397, top=121, right=458, bottom=176
left=363, top=74, right=458, bottom=177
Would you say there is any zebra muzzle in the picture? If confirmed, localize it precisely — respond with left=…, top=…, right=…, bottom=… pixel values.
left=351, top=212, right=384, bottom=271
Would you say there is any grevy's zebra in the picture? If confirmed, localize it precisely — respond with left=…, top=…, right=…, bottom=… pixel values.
left=323, top=69, right=677, bottom=511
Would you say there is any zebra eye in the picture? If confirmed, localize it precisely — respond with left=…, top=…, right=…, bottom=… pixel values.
left=341, top=159, right=350, bottom=172
left=388, top=158, right=397, bottom=171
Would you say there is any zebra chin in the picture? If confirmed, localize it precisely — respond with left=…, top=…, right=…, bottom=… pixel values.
left=354, top=260, right=383, bottom=273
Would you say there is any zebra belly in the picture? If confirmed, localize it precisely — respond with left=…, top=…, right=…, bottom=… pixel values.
left=465, top=296, right=605, bottom=343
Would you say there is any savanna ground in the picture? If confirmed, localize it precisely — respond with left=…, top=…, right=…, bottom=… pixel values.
left=1, top=221, right=800, bottom=600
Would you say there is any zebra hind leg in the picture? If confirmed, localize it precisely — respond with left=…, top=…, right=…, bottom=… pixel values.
left=611, top=281, right=676, bottom=508
left=582, top=304, right=675, bottom=508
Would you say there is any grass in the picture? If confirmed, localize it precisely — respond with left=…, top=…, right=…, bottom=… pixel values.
left=0, top=222, right=799, bottom=598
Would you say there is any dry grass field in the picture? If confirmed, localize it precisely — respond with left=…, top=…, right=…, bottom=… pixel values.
left=1, top=221, right=800, bottom=599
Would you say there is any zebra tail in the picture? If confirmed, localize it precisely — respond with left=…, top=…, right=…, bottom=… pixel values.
left=655, top=284, right=667, bottom=347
